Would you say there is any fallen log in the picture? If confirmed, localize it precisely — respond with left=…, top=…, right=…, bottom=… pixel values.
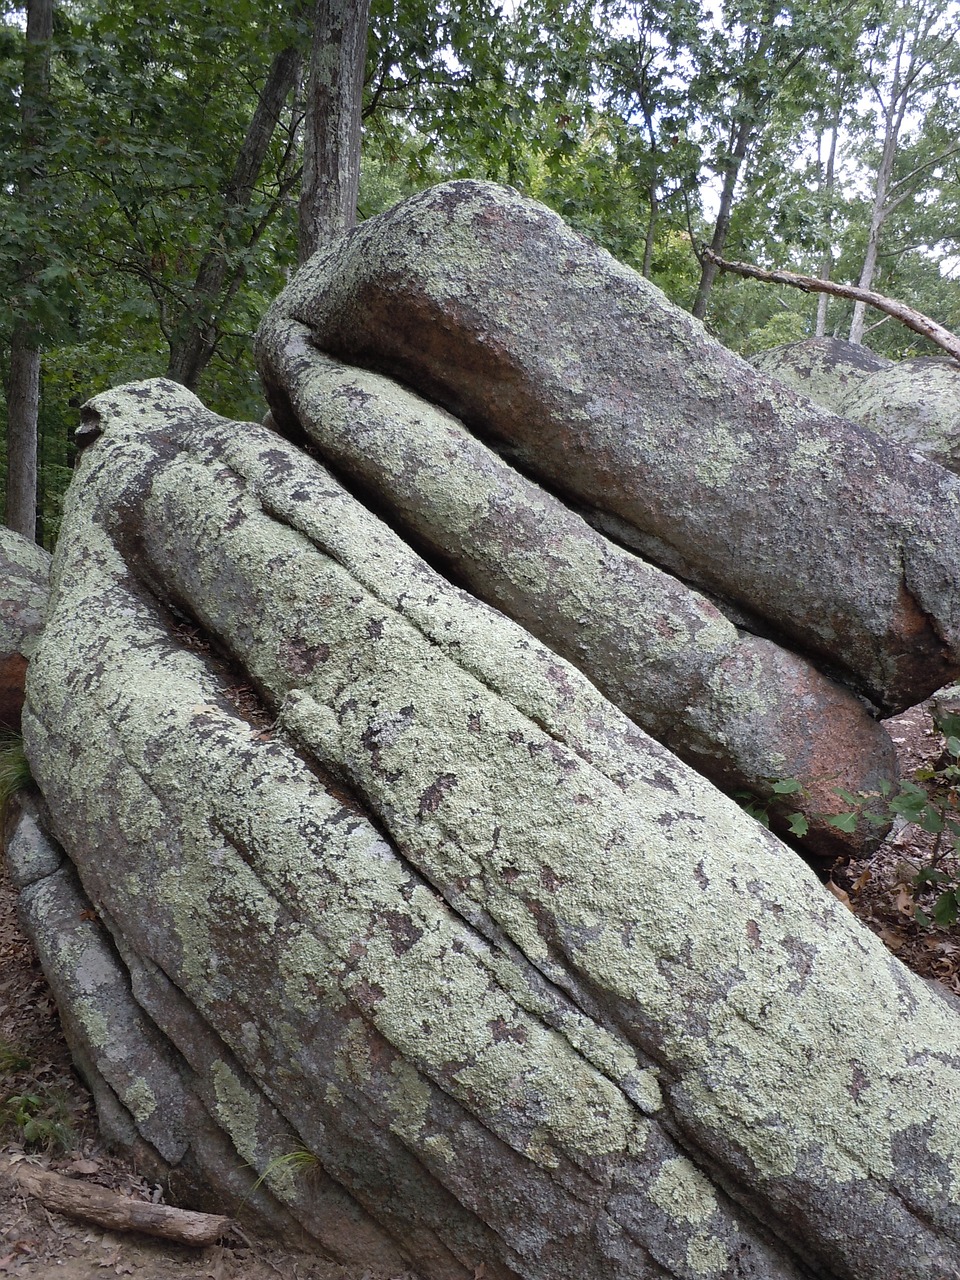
left=10, top=1165, right=231, bottom=1246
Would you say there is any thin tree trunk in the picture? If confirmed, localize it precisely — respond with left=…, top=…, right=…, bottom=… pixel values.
left=165, top=44, right=301, bottom=389
left=849, top=27, right=911, bottom=345
left=641, top=188, right=658, bottom=279
left=297, top=0, right=371, bottom=263
left=815, top=113, right=839, bottom=337
left=849, top=151, right=894, bottom=344
left=5, top=0, right=54, bottom=540
left=5, top=336, right=41, bottom=539
left=691, top=113, right=752, bottom=321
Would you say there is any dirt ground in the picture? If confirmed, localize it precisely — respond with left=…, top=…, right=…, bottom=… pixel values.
left=1, top=702, right=958, bottom=1278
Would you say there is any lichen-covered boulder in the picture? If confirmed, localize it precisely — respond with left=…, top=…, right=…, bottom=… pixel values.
left=19, top=378, right=960, bottom=1280
left=836, top=356, right=960, bottom=473
left=257, top=179, right=960, bottom=711
left=0, top=527, right=50, bottom=729
left=255, top=318, right=897, bottom=856
left=749, top=337, right=892, bottom=414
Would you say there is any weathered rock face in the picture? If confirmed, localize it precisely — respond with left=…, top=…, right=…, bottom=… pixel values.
left=749, top=337, right=893, bottom=415
left=752, top=343, right=960, bottom=475
left=257, top=180, right=960, bottom=712
left=19, top=378, right=960, bottom=1280
left=255, top=317, right=897, bottom=857
left=836, top=356, right=960, bottom=472
left=0, top=528, right=51, bottom=729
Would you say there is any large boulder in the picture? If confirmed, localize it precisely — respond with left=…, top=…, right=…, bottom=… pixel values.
left=255, top=320, right=897, bottom=856
left=749, top=337, right=892, bottom=415
left=257, top=180, right=960, bottom=712
left=18, top=378, right=960, bottom=1280
left=0, top=528, right=50, bottom=729
left=835, top=356, right=960, bottom=473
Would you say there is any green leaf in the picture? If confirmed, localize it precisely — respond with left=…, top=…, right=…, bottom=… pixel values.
left=834, top=788, right=863, bottom=807
left=772, top=778, right=803, bottom=794
left=915, top=866, right=950, bottom=886
left=826, top=811, right=858, bottom=833
left=935, top=712, right=960, bottom=741
left=919, top=805, right=945, bottom=835
left=786, top=812, right=808, bottom=837
left=932, top=891, right=959, bottom=929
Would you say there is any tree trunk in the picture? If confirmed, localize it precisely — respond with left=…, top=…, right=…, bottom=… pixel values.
left=4, top=0, right=54, bottom=541
left=849, top=28, right=911, bottom=345
left=815, top=112, right=839, bottom=337
left=165, top=44, right=301, bottom=390
left=5, top=336, right=41, bottom=540
left=691, top=112, right=752, bottom=321
left=297, top=0, right=370, bottom=263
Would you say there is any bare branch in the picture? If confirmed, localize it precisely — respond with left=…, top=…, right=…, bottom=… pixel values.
left=702, top=248, right=960, bottom=364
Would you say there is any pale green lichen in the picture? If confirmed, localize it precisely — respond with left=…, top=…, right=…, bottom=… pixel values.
left=28, top=372, right=960, bottom=1277
left=648, top=1158, right=720, bottom=1226
left=211, top=1058, right=297, bottom=1198
left=124, top=1077, right=158, bottom=1125
left=686, top=1230, right=731, bottom=1276
left=72, top=998, right=111, bottom=1052
left=693, top=419, right=749, bottom=489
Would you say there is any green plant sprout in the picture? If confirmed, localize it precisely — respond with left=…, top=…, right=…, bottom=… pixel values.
left=0, top=1082, right=76, bottom=1152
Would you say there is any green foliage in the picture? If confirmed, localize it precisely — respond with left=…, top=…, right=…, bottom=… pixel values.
left=0, top=1037, right=76, bottom=1153
left=243, top=1145, right=320, bottom=1206
left=0, top=1087, right=75, bottom=1151
left=5, top=0, right=960, bottom=538
left=749, top=712, right=960, bottom=930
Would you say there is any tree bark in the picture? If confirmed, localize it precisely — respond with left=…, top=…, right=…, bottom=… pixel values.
left=297, top=0, right=370, bottom=263
left=703, top=247, right=960, bottom=363
left=814, top=110, right=839, bottom=337
left=4, top=0, right=54, bottom=541
left=691, top=112, right=752, bottom=321
left=165, top=44, right=301, bottom=390
left=850, top=21, right=916, bottom=344
left=5, top=336, right=41, bottom=540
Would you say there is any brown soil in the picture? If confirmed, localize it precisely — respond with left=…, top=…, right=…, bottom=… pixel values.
left=1, top=702, right=958, bottom=1277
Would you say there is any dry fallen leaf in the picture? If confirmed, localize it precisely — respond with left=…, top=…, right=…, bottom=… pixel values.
left=826, top=879, right=853, bottom=910
left=895, top=884, right=916, bottom=917
left=852, top=867, right=872, bottom=894
left=878, top=927, right=906, bottom=951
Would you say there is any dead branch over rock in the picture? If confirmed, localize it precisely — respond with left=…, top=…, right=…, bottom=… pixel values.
left=703, top=248, right=960, bottom=365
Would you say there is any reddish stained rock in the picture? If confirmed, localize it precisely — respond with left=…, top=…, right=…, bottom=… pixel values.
left=257, top=180, right=960, bottom=712
left=254, top=321, right=897, bottom=856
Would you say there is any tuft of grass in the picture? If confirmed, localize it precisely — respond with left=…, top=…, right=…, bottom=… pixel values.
left=0, top=732, right=33, bottom=823
left=243, top=1146, right=321, bottom=1207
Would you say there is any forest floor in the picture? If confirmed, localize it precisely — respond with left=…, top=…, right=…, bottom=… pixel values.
left=0, top=701, right=958, bottom=1278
